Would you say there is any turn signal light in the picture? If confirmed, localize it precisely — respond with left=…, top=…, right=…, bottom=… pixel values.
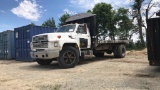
left=57, top=35, right=61, bottom=39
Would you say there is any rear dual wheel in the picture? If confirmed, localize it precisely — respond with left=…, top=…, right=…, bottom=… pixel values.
left=114, top=44, right=126, bottom=58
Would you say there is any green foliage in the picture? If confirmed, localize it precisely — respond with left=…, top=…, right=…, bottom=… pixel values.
left=87, top=10, right=92, bottom=13
left=126, top=41, right=146, bottom=50
left=135, top=40, right=146, bottom=49
left=132, top=0, right=144, bottom=10
left=59, top=13, right=70, bottom=26
left=126, top=42, right=136, bottom=50
left=115, top=8, right=134, bottom=40
left=92, top=2, right=114, bottom=40
left=91, top=3, right=134, bottom=40
left=30, top=22, right=35, bottom=26
left=42, top=17, right=56, bottom=28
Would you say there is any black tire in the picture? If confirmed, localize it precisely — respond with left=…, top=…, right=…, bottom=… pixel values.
left=36, top=59, right=52, bottom=65
left=117, top=45, right=126, bottom=58
left=58, top=46, right=79, bottom=69
left=114, top=46, right=118, bottom=58
left=94, top=52, right=104, bottom=57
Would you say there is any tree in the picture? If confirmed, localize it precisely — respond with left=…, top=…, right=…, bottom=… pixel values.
left=92, top=3, right=115, bottom=40
left=42, top=17, right=56, bottom=28
left=30, top=22, right=35, bottom=26
left=87, top=10, right=92, bottom=13
left=146, top=0, right=160, bottom=19
left=92, top=3, right=135, bottom=40
left=59, top=13, right=70, bottom=26
left=115, top=8, right=135, bottom=40
left=132, top=0, right=145, bottom=47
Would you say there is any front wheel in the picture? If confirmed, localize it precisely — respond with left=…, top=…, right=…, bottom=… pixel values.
left=58, top=46, right=79, bottom=69
left=36, top=59, right=52, bottom=65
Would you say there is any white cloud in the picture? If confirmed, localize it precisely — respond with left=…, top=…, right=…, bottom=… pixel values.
left=0, top=10, right=5, bottom=13
left=11, top=0, right=42, bottom=21
left=63, top=9, right=77, bottom=15
left=59, top=9, right=77, bottom=17
left=70, top=0, right=133, bottom=10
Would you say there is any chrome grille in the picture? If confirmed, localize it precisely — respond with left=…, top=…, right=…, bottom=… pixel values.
left=33, top=42, right=48, bottom=48
left=32, top=35, right=48, bottom=48
left=33, top=35, right=48, bottom=42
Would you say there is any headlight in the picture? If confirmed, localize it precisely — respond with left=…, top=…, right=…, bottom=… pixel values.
left=32, top=49, right=36, bottom=51
left=54, top=42, right=59, bottom=47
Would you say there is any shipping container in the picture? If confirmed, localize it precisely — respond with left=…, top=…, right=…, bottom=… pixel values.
left=14, top=25, right=55, bottom=61
left=0, top=30, right=15, bottom=59
left=0, top=32, right=3, bottom=59
left=147, top=18, right=160, bottom=66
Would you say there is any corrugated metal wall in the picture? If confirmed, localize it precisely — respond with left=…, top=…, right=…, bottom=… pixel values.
left=147, top=18, right=160, bottom=65
left=0, top=32, right=3, bottom=59
left=0, top=30, right=15, bottom=59
left=14, top=25, right=55, bottom=61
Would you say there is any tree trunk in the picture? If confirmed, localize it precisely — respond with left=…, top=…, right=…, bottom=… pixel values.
left=137, top=9, right=145, bottom=47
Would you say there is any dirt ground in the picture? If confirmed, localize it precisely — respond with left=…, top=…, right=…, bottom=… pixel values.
left=0, top=49, right=160, bottom=90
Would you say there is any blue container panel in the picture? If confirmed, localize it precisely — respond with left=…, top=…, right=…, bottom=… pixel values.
left=0, top=30, right=15, bottom=59
left=14, top=25, right=55, bottom=61
left=0, top=32, right=4, bottom=59
left=0, top=33, right=3, bottom=46
left=0, top=46, right=4, bottom=59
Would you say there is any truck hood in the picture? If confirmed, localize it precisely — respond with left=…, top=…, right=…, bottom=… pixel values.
left=34, top=32, right=76, bottom=41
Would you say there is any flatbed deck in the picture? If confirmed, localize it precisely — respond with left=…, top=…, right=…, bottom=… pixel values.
left=98, top=40, right=131, bottom=44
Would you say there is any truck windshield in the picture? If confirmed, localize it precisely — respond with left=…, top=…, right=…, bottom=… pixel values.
left=56, top=25, right=76, bottom=32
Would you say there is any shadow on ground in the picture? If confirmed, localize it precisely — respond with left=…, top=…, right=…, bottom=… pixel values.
left=122, top=65, right=160, bottom=90
left=78, top=55, right=116, bottom=66
left=20, top=61, right=61, bottom=71
left=20, top=55, right=117, bottom=70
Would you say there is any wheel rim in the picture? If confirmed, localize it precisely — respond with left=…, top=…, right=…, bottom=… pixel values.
left=63, top=51, right=76, bottom=64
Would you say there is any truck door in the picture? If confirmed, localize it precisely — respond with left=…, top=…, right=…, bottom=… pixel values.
left=76, top=24, right=91, bottom=49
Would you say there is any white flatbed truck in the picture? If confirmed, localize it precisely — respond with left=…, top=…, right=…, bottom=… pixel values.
left=30, top=13, right=129, bottom=68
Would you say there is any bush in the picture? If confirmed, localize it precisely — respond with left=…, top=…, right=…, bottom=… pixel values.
left=126, top=42, right=136, bottom=50
left=126, top=40, right=146, bottom=50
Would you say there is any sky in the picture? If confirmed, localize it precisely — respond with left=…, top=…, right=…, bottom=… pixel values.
left=0, top=0, right=160, bottom=41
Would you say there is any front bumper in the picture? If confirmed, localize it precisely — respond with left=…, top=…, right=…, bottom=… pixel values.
left=30, top=50, right=59, bottom=59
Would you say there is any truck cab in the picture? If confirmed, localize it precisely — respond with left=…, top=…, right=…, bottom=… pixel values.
left=30, top=23, right=92, bottom=68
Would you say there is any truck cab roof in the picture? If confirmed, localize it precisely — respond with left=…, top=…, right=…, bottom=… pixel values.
left=66, top=13, right=96, bottom=23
